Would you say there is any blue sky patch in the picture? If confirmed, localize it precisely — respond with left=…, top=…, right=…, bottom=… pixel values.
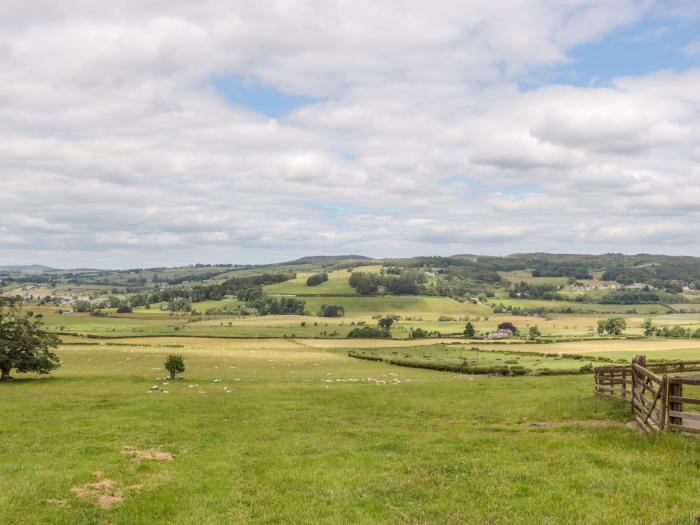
left=521, top=11, right=700, bottom=90
left=213, top=77, right=321, bottom=118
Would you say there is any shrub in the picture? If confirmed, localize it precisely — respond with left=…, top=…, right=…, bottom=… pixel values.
left=306, top=273, right=329, bottom=286
left=347, top=326, right=391, bottom=338
left=528, top=326, right=541, bottom=338
left=409, top=328, right=429, bottom=338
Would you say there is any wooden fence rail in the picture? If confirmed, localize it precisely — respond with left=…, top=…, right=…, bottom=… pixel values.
left=595, top=356, right=700, bottom=434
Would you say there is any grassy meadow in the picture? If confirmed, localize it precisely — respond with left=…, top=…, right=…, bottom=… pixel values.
left=7, top=258, right=700, bottom=523
left=3, top=336, right=700, bottom=524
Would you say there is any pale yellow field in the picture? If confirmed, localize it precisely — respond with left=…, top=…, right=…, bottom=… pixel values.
left=78, top=336, right=306, bottom=351
left=191, top=314, right=341, bottom=327
left=628, top=313, right=700, bottom=326
left=298, top=337, right=466, bottom=349
left=470, top=339, right=700, bottom=355
left=351, top=265, right=383, bottom=274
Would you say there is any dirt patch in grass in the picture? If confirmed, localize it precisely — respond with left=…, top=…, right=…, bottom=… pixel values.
left=71, top=477, right=122, bottom=509
left=96, top=494, right=123, bottom=509
left=525, top=419, right=633, bottom=429
left=123, top=445, right=174, bottom=461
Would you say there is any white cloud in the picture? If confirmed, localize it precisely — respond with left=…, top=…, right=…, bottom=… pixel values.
left=682, top=40, right=700, bottom=57
left=1, top=0, right=699, bottom=267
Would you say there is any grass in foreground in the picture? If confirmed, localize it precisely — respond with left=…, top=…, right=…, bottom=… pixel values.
left=1, top=339, right=699, bottom=524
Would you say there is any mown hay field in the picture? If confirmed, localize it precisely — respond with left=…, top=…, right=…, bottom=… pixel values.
left=468, top=338, right=700, bottom=358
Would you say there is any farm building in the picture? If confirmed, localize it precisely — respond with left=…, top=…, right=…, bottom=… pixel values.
left=487, top=328, right=514, bottom=339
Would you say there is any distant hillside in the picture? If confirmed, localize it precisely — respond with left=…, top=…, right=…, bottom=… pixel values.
left=0, top=264, right=57, bottom=272
left=283, top=255, right=373, bottom=265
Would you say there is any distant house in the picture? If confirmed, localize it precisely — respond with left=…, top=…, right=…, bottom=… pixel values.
left=487, top=328, right=513, bottom=339
left=569, top=283, right=621, bottom=292
left=625, top=283, right=651, bottom=290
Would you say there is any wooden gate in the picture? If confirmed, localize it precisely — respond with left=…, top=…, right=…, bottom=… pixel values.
left=595, top=356, right=700, bottom=434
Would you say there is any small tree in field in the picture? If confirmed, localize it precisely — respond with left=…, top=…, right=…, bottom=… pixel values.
left=641, top=318, right=658, bottom=337
left=463, top=321, right=475, bottom=338
left=528, top=326, right=541, bottom=339
left=377, top=317, right=395, bottom=330
left=0, top=297, right=60, bottom=381
left=164, top=354, right=185, bottom=379
left=597, top=318, right=627, bottom=336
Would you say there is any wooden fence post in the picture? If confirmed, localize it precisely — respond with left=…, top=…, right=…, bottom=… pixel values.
left=659, top=375, right=668, bottom=430
left=631, top=359, right=638, bottom=411
left=669, top=379, right=683, bottom=427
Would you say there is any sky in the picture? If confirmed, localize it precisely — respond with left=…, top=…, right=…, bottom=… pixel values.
left=1, top=0, right=700, bottom=268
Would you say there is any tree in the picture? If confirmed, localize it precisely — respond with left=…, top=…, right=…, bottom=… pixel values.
left=528, top=326, right=541, bottom=339
left=73, top=300, right=92, bottom=313
left=164, top=298, right=192, bottom=312
left=129, top=294, right=147, bottom=308
left=377, top=317, right=395, bottom=329
left=104, top=295, right=122, bottom=308
left=0, top=298, right=60, bottom=381
left=597, top=318, right=627, bottom=336
left=641, top=318, right=658, bottom=337
left=463, top=321, right=475, bottom=338
left=349, top=272, right=380, bottom=295
left=164, top=353, right=185, bottom=379
left=497, top=321, right=518, bottom=335
left=318, top=304, right=345, bottom=317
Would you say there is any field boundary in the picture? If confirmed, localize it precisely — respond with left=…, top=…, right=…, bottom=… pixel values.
left=595, top=356, right=700, bottom=434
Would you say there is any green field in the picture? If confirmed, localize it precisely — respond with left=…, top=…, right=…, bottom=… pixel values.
left=264, top=269, right=358, bottom=295
left=350, top=343, right=603, bottom=373
left=491, top=298, right=671, bottom=314
left=3, top=337, right=700, bottom=524
left=498, top=270, right=569, bottom=286
left=189, top=298, right=243, bottom=314
left=301, top=295, right=487, bottom=318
